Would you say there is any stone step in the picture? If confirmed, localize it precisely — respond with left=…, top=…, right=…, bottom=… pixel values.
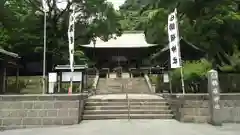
left=83, top=114, right=174, bottom=120
left=86, top=98, right=166, bottom=102
left=105, top=85, right=121, bottom=87
left=96, top=92, right=152, bottom=94
left=86, top=102, right=169, bottom=106
left=84, top=110, right=172, bottom=115
left=85, top=106, right=170, bottom=110
left=182, top=115, right=209, bottom=123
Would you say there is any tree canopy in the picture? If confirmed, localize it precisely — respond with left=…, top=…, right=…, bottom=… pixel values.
left=0, top=0, right=121, bottom=70
left=119, top=0, right=240, bottom=71
left=1, top=0, right=240, bottom=73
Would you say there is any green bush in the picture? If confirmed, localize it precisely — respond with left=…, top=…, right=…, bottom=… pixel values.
left=7, top=79, right=28, bottom=93
left=171, top=59, right=212, bottom=93
left=219, top=65, right=235, bottom=73
left=60, top=83, right=82, bottom=93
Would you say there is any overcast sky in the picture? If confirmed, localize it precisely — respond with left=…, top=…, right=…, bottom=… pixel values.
left=107, top=0, right=126, bottom=9
left=57, top=0, right=126, bottom=10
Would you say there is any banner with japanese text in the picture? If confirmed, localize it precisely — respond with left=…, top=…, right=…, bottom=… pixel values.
left=167, top=9, right=181, bottom=68
left=42, top=0, right=49, bottom=12
left=68, top=3, right=75, bottom=72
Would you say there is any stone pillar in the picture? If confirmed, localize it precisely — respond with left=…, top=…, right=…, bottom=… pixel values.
left=207, top=69, right=222, bottom=126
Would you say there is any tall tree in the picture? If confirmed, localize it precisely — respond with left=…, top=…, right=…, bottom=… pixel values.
left=1, top=0, right=122, bottom=71
left=141, top=0, right=240, bottom=68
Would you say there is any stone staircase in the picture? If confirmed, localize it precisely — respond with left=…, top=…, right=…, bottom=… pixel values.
left=83, top=95, right=174, bottom=120
left=96, top=77, right=151, bottom=94
left=96, top=78, right=123, bottom=94
left=124, top=77, right=150, bottom=93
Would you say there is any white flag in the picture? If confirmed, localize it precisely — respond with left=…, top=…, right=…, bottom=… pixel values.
left=42, top=0, right=49, bottom=12
left=68, top=8, right=76, bottom=72
left=167, top=8, right=181, bottom=68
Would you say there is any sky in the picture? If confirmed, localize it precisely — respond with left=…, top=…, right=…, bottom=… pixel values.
left=107, top=0, right=126, bottom=10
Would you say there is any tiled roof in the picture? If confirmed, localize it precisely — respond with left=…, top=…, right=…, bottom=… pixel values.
left=0, top=48, right=19, bottom=58
left=55, top=65, right=88, bottom=70
left=81, top=31, right=157, bottom=48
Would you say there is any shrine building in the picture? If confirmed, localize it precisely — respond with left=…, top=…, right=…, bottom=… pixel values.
left=80, top=31, right=162, bottom=77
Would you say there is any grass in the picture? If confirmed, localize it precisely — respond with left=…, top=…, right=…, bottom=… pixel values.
left=7, top=75, right=94, bottom=94
left=7, top=76, right=43, bottom=94
left=149, top=75, right=159, bottom=85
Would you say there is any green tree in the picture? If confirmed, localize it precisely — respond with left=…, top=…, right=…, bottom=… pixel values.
left=1, top=0, right=122, bottom=71
left=141, top=0, right=240, bottom=68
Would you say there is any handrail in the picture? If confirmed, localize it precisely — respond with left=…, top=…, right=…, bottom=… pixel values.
left=92, top=72, right=99, bottom=94
left=126, top=91, right=130, bottom=121
left=122, top=80, right=130, bottom=120
left=144, top=74, right=153, bottom=92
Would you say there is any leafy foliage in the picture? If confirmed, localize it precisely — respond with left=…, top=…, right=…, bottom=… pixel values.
left=171, top=59, right=212, bottom=82
left=0, top=0, right=121, bottom=71
left=120, top=0, right=240, bottom=71
left=171, top=59, right=212, bottom=93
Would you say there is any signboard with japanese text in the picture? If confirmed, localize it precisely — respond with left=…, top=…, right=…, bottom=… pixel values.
left=167, top=9, right=181, bottom=68
left=48, top=72, right=57, bottom=83
left=62, top=72, right=82, bottom=82
left=42, top=0, right=49, bottom=12
left=208, top=70, right=221, bottom=110
left=207, top=70, right=222, bottom=126
left=163, top=73, right=169, bottom=83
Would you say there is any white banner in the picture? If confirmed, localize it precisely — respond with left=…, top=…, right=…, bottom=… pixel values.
left=68, top=4, right=76, bottom=72
left=42, top=0, right=49, bottom=12
left=168, top=8, right=181, bottom=68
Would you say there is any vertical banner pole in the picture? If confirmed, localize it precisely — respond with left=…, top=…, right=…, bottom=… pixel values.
left=68, top=2, right=75, bottom=94
left=175, top=8, right=185, bottom=94
left=69, top=75, right=73, bottom=94
left=168, top=8, right=185, bottom=94
left=180, top=66, right=185, bottom=94
left=42, top=11, right=47, bottom=94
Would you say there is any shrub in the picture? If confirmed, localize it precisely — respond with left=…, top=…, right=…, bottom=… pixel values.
left=171, top=59, right=212, bottom=93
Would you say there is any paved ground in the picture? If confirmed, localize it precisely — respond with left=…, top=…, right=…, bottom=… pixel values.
left=88, top=94, right=163, bottom=99
left=1, top=120, right=240, bottom=135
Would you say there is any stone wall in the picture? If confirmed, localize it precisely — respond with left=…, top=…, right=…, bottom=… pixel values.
left=221, top=94, right=240, bottom=123
left=166, top=94, right=240, bottom=123
left=0, top=94, right=88, bottom=130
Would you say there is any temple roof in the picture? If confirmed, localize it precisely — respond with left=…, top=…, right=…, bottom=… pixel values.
left=55, top=65, right=88, bottom=71
left=81, top=31, right=157, bottom=48
left=0, top=48, right=20, bottom=58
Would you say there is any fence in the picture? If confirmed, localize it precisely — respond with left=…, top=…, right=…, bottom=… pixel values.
left=155, top=73, right=240, bottom=93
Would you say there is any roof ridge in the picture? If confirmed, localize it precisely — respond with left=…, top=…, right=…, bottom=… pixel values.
left=123, top=31, right=144, bottom=34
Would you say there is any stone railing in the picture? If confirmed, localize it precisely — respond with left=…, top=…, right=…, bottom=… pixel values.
left=165, top=93, right=240, bottom=123
left=92, top=74, right=99, bottom=90
left=143, top=74, right=153, bottom=92
left=0, top=94, right=88, bottom=130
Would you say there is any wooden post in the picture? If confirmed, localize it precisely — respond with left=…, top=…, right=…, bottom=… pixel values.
left=60, top=72, right=62, bottom=93
left=80, top=71, right=84, bottom=93
left=57, top=72, right=61, bottom=93
left=0, top=61, right=3, bottom=93
left=16, top=66, right=19, bottom=90
left=2, top=65, right=6, bottom=93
